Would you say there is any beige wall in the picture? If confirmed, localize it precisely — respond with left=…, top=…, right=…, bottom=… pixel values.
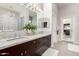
left=51, top=3, right=59, bottom=45
left=59, top=3, right=79, bottom=44
left=59, top=4, right=79, bottom=17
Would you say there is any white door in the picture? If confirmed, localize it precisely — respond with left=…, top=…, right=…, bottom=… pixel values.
left=72, top=16, right=79, bottom=44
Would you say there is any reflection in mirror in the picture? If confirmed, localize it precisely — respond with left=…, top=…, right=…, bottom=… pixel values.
left=38, top=17, right=49, bottom=28
left=43, top=22, right=47, bottom=28
left=29, top=10, right=37, bottom=26
left=0, top=6, right=38, bottom=40
left=29, top=16, right=33, bottom=23
left=0, top=7, right=25, bottom=40
left=0, top=8, right=19, bottom=31
left=18, top=16, right=24, bottom=30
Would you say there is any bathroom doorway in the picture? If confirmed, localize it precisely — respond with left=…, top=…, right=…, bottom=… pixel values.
left=61, top=17, right=72, bottom=42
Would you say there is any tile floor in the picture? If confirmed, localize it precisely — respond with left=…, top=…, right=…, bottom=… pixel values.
left=42, top=48, right=59, bottom=56
left=52, top=41, right=79, bottom=56
left=43, top=41, right=79, bottom=56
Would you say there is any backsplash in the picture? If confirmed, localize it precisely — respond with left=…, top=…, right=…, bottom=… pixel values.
left=0, top=31, right=26, bottom=40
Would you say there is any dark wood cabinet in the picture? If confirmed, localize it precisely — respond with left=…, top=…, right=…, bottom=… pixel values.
left=0, top=35, right=51, bottom=56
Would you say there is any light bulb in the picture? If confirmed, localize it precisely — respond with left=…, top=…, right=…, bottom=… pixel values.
left=29, top=3, right=33, bottom=5
left=33, top=4, right=36, bottom=8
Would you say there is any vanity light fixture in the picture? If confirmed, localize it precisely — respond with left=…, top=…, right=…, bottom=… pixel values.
left=23, top=3, right=42, bottom=13
left=33, top=4, right=36, bottom=8
left=24, top=3, right=30, bottom=7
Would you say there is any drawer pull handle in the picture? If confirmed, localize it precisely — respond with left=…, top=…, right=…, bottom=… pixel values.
left=25, top=51, right=27, bottom=54
left=21, top=53, right=23, bottom=56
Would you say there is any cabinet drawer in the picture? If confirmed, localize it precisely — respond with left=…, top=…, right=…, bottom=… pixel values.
left=0, top=46, right=20, bottom=56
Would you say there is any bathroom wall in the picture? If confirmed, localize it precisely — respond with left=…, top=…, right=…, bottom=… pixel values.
left=59, top=3, right=79, bottom=44
left=37, top=3, right=59, bottom=47
left=37, top=3, right=52, bottom=32
left=51, top=3, right=59, bottom=46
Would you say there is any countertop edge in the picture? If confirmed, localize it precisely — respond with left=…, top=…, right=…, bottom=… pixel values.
left=0, top=33, right=51, bottom=50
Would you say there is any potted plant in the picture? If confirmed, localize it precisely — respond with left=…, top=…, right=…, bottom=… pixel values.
left=23, top=23, right=37, bottom=35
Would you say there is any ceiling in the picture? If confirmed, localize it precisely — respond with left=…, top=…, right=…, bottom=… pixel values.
left=0, top=3, right=27, bottom=13
left=56, top=3, right=70, bottom=9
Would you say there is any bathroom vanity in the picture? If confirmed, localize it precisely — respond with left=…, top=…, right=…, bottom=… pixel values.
left=0, top=33, right=51, bottom=56
left=0, top=3, right=51, bottom=56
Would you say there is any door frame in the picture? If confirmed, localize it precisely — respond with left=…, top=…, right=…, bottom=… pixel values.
left=60, top=16, right=73, bottom=42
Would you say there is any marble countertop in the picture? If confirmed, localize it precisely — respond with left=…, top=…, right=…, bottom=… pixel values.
left=0, top=32, right=51, bottom=50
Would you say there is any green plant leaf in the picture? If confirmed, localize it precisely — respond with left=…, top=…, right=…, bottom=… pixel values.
left=23, top=23, right=37, bottom=32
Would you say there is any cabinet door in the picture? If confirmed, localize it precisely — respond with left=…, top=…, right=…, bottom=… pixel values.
left=19, top=40, right=36, bottom=56
left=34, top=35, right=51, bottom=56
left=0, top=41, right=37, bottom=56
left=36, top=35, right=51, bottom=48
left=44, top=35, right=51, bottom=47
left=0, top=45, right=20, bottom=56
left=26, top=40, right=37, bottom=56
left=19, top=42, right=32, bottom=56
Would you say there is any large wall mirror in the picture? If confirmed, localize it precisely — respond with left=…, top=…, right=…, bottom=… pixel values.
left=0, top=5, right=37, bottom=40
left=0, top=8, right=20, bottom=31
left=0, top=7, right=21, bottom=39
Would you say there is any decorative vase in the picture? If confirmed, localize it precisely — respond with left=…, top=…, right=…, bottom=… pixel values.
left=26, top=30, right=35, bottom=35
